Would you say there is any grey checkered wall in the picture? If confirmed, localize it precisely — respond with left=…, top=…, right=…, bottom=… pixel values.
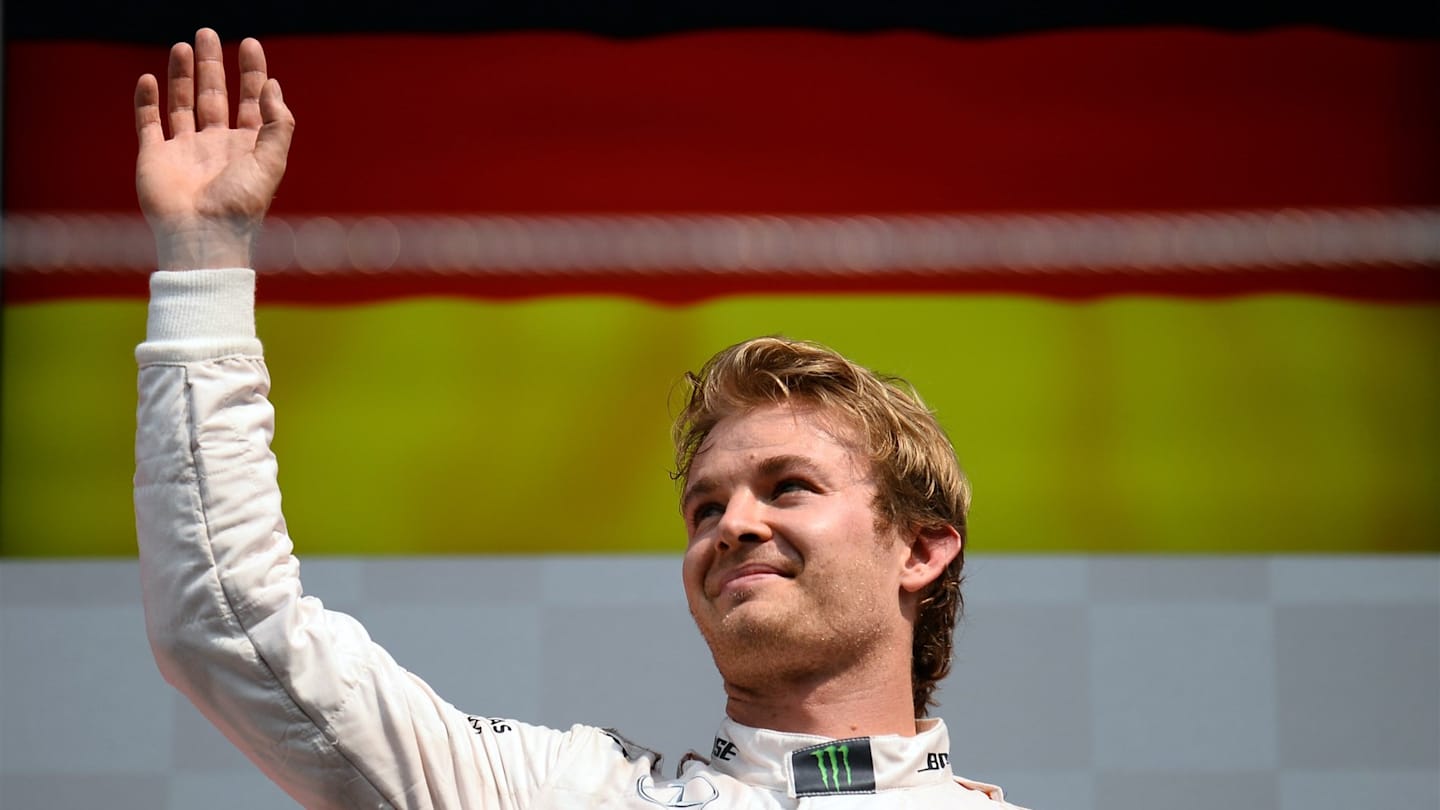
left=2, top=556, right=1436, bottom=809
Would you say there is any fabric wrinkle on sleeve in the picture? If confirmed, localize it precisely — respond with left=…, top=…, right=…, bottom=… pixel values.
left=134, top=269, right=568, bottom=809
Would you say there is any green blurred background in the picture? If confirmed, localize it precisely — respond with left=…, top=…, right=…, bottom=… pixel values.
left=5, top=293, right=1437, bottom=556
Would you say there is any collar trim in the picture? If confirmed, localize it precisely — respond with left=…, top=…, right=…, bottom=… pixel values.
left=708, top=718, right=956, bottom=796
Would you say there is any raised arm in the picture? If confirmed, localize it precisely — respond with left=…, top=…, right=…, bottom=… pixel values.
left=132, top=31, right=575, bottom=809
left=133, top=28, right=293, bottom=269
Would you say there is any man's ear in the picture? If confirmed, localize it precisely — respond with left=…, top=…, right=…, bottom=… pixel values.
left=899, top=524, right=961, bottom=594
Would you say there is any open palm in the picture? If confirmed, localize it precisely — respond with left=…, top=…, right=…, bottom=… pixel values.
left=134, top=29, right=294, bottom=269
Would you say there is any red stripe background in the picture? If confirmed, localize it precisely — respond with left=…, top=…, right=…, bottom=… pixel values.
left=5, top=28, right=1437, bottom=301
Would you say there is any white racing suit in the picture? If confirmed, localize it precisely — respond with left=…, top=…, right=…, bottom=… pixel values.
left=135, top=269, right=1024, bottom=809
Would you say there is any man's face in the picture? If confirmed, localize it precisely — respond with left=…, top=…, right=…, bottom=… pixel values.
left=680, top=402, right=912, bottom=687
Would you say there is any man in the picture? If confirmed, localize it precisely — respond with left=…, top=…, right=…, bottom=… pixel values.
left=133, top=29, right=1024, bottom=809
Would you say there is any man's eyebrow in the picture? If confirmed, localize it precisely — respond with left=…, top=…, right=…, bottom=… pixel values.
left=680, top=478, right=717, bottom=513
left=756, top=454, right=826, bottom=480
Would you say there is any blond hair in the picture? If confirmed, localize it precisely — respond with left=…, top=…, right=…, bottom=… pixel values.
left=673, top=336, right=969, bottom=716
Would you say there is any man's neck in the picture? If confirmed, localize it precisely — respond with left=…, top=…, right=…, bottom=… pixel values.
left=720, top=656, right=918, bottom=739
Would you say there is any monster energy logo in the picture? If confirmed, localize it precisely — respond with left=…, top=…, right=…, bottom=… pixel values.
left=812, top=744, right=852, bottom=789
left=791, top=737, right=876, bottom=796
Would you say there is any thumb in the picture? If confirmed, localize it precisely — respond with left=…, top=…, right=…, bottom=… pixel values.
left=255, top=79, right=296, bottom=179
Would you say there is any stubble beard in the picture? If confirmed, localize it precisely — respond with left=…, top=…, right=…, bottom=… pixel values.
left=695, top=577, right=892, bottom=692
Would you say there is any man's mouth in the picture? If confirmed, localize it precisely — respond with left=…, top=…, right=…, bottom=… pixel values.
left=714, top=563, right=793, bottom=597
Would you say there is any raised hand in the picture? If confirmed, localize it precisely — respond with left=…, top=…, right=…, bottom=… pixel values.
left=134, top=28, right=295, bottom=270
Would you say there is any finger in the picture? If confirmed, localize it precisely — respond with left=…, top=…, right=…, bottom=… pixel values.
left=167, top=42, right=195, bottom=136
left=193, top=27, right=229, bottom=130
left=236, top=38, right=268, bottom=130
left=135, top=74, right=164, bottom=146
left=254, top=79, right=296, bottom=180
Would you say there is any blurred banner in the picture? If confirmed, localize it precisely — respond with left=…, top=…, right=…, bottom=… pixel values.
left=4, top=23, right=1438, bottom=555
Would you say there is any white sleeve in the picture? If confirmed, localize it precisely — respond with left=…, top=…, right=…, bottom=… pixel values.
left=134, top=269, right=571, bottom=809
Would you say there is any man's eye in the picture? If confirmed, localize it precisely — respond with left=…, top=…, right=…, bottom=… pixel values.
left=690, top=503, right=722, bottom=527
left=772, top=479, right=811, bottom=498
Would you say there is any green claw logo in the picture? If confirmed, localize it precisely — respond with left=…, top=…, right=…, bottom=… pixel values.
left=792, top=737, right=874, bottom=796
left=811, top=744, right=852, bottom=789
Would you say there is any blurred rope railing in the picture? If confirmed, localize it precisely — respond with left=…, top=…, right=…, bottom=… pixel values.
left=4, top=208, right=1438, bottom=276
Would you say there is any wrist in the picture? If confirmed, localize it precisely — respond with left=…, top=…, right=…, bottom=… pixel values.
left=152, top=220, right=259, bottom=270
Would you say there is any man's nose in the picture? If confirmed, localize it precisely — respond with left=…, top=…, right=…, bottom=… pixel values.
left=716, top=491, right=772, bottom=549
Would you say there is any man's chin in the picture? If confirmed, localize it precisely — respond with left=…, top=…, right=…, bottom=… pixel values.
left=714, top=599, right=798, bottom=641
left=704, top=610, right=834, bottom=688
left=692, top=592, right=803, bottom=654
